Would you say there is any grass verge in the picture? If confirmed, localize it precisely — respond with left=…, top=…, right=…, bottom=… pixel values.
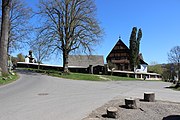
left=174, top=87, right=180, bottom=91
left=165, top=84, right=180, bottom=91
left=0, top=72, right=19, bottom=85
left=171, top=86, right=180, bottom=91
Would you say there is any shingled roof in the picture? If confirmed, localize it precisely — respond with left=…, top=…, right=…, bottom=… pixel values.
left=68, top=55, right=104, bottom=68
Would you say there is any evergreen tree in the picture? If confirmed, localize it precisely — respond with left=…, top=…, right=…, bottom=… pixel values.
left=129, top=27, right=142, bottom=71
left=136, top=28, right=142, bottom=66
left=129, top=27, right=137, bottom=71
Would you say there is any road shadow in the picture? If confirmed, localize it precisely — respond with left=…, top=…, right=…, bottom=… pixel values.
left=165, top=86, right=175, bottom=89
left=162, top=115, right=180, bottom=120
left=165, top=85, right=180, bottom=90
left=14, top=69, right=40, bottom=76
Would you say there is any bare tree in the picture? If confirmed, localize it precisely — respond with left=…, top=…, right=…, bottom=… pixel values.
left=8, top=0, right=32, bottom=53
left=0, top=0, right=32, bottom=53
left=168, top=46, right=180, bottom=82
left=107, top=60, right=117, bottom=76
left=31, top=33, right=52, bottom=69
left=37, top=0, right=102, bottom=72
left=0, top=0, right=11, bottom=74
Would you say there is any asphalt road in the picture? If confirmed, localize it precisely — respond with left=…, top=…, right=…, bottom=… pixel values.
left=0, top=70, right=179, bottom=120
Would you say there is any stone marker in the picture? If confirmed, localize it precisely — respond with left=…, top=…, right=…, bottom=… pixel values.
left=107, top=107, right=118, bottom=118
left=125, top=98, right=138, bottom=109
left=144, top=92, right=155, bottom=102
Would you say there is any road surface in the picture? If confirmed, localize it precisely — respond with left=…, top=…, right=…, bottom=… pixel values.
left=0, top=70, right=179, bottom=120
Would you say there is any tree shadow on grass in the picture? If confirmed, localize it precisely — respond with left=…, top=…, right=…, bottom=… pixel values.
left=162, top=115, right=180, bottom=120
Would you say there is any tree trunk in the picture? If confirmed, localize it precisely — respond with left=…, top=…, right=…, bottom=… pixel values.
left=38, top=63, right=40, bottom=70
left=125, top=98, right=138, bottom=109
left=0, top=0, right=11, bottom=75
left=63, top=50, right=69, bottom=73
left=106, top=107, right=118, bottom=118
left=144, top=92, right=155, bottom=102
left=176, top=62, right=180, bottom=87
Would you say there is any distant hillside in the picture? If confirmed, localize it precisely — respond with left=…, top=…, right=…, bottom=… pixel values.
left=148, top=63, right=178, bottom=80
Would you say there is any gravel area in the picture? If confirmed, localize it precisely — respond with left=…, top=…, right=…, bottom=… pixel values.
left=83, top=98, right=180, bottom=120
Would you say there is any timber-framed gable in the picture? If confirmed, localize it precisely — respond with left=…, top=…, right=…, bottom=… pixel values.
left=106, top=38, right=130, bottom=71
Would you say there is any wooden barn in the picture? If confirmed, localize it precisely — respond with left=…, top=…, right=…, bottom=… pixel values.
left=68, top=55, right=105, bottom=74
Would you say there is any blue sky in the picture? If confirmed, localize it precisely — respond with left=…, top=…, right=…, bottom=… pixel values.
left=22, top=0, right=180, bottom=65
left=95, top=0, right=180, bottom=64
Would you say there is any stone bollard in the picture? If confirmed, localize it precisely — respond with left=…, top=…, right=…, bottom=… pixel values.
left=144, top=92, right=155, bottom=102
left=107, top=107, right=118, bottom=118
left=125, top=98, right=139, bottom=109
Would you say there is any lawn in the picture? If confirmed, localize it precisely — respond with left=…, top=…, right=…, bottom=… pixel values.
left=31, top=69, right=140, bottom=81
left=51, top=72, right=102, bottom=81
left=24, top=68, right=141, bottom=81
left=49, top=72, right=140, bottom=81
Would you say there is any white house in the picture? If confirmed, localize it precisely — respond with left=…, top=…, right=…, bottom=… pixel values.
left=135, top=59, right=148, bottom=73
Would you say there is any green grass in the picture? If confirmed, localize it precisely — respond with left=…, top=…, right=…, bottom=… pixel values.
left=50, top=72, right=102, bottom=81
left=174, top=87, right=180, bottom=91
left=0, top=73, right=19, bottom=85
left=46, top=71, right=139, bottom=81
left=171, top=87, right=180, bottom=91
left=21, top=68, right=140, bottom=81
left=166, top=84, right=180, bottom=91
left=173, top=84, right=180, bottom=91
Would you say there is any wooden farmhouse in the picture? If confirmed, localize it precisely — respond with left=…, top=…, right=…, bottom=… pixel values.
left=106, top=38, right=161, bottom=80
left=106, top=38, right=131, bottom=71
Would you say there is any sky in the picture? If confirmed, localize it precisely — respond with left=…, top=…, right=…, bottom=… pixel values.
left=20, top=0, right=180, bottom=65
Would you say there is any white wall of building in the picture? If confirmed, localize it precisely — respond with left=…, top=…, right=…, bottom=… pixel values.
left=25, top=57, right=29, bottom=63
left=136, top=64, right=148, bottom=73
